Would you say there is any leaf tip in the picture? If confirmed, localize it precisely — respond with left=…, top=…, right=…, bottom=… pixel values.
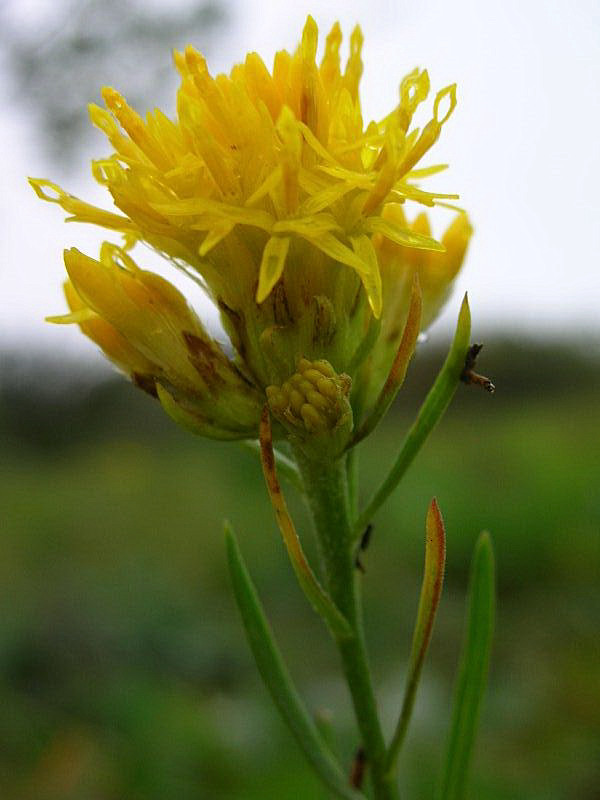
left=453, top=292, right=471, bottom=352
left=426, top=497, right=446, bottom=565
left=477, top=529, right=492, bottom=546
left=224, top=520, right=246, bottom=579
left=458, top=291, right=471, bottom=326
left=426, top=494, right=443, bottom=526
left=474, top=530, right=495, bottom=572
left=428, top=495, right=440, bottom=516
left=223, top=519, right=238, bottom=564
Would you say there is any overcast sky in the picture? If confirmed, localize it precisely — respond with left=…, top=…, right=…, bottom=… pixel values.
left=2, top=0, right=599, bottom=362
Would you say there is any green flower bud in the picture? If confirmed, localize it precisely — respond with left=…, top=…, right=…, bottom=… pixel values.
left=266, top=358, right=352, bottom=458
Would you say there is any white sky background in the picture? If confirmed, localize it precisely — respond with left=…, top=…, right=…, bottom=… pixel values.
left=1, top=0, right=599, bottom=363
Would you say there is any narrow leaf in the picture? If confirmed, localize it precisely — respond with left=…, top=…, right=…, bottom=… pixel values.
left=437, top=531, right=495, bottom=800
left=386, top=498, right=446, bottom=772
left=314, top=709, right=341, bottom=762
left=259, top=407, right=352, bottom=640
left=225, top=525, right=365, bottom=800
left=350, top=274, right=422, bottom=448
left=346, top=315, right=381, bottom=378
left=242, top=439, right=303, bottom=492
left=354, top=294, right=471, bottom=538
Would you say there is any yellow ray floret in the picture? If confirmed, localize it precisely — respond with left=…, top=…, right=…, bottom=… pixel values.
left=32, top=15, right=461, bottom=322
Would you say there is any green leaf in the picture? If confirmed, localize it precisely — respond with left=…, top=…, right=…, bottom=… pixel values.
left=225, top=524, right=365, bottom=800
left=386, top=498, right=446, bottom=773
left=350, top=275, right=422, bottom=448
left=437, top=531, right=495, bottom=800
left=314, top=708, right=341, bottom=763
left=354, top=294, right=471, bottom=538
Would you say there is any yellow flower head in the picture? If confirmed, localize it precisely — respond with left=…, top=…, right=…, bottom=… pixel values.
left=32, top=16, right=471, bottom=441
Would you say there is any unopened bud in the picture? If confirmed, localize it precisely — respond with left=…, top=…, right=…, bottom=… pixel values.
left=266, top=358, right=352, bottom=437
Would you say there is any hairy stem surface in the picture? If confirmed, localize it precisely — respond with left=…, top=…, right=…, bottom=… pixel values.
left=295, top=451, right=399, bottom=800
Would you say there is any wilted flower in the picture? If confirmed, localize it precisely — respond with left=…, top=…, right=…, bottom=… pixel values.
left=32, top=15, right=471, bottom=445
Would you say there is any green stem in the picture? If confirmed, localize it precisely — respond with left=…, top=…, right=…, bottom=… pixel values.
left=295, top=451, right=399, bottom=800
left=347, top=446, right=359, bottom=521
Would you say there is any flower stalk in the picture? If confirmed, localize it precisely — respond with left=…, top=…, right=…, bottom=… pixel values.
left=259, top=407, right=351, bottom=640
left=295, top=449, right=399, bottom=800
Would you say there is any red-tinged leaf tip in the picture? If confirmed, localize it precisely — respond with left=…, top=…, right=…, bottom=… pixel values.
left=423, top=498, right=446, bottom=642
left=386, top=499, right=447, bottom=770
left=426, top=497, right=446, bottom=566
left=424, top=498, right=446, bottom=630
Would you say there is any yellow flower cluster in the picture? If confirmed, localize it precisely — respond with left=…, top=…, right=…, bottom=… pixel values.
left=32, top=15, right=471, bottom=441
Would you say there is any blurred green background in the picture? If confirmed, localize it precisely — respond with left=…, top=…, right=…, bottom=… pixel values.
left=2, top=337, right=598, bottom=799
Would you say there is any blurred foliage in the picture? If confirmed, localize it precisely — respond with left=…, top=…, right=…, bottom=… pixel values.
left=0, top=338, right=599, bottom=798
left=0, top=0, right=226, bottom=166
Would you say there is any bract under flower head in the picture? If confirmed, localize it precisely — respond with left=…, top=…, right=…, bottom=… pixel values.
left=32, top=15, right=471, bottom=441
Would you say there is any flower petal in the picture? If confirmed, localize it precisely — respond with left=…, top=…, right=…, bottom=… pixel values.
left=365, top=215, right=446, bottom=252
left=256, top=236, right=291, bottom=303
